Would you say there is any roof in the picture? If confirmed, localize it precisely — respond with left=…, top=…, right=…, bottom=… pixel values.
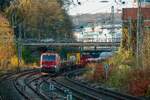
left=122, top=8, right=150, bottom=20
left=122, top=8, right=150, bottom=27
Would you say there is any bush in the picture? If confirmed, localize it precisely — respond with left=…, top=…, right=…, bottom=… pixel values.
left=82, top=63, right=97, bottom=81
left=108, top=48, right=134, bottom=67
left=103, top=48, right=134, bottom=89
left=128, top=68, right=150, bottom=96
left=106, top=64, right=131, bottom=89
left=22, top=47, right=39, bottom=64
left=142, top=29, right=150, bottom=69
left=10, top=56, right=18, bottom=67
left=93, top=63, right=105, bottom=81
left=0, top=14, right=16, bottom=70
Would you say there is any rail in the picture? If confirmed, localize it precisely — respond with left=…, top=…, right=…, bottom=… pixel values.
left=66, top=69, right=142, bottom=100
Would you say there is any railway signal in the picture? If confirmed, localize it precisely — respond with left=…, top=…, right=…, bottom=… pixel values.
left=103, top=63, right=110, bottom=80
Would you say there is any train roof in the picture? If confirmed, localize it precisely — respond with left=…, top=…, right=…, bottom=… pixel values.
left=41, top=52, right=58, bottom=55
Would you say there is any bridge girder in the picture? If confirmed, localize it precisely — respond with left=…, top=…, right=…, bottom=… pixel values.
left=22, top=42, right=120, bottom=47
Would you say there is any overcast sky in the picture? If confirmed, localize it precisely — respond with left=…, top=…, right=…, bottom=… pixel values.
left=68, top=0, right=137, bottom=15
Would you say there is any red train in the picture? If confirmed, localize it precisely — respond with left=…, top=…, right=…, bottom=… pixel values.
left=40, top=53, right=61, bottom=72
left=40, top=52, right=87, bottom=73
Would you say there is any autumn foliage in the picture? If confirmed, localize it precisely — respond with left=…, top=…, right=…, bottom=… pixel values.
left=5, top=0, right=73, bottom=39
left=93, top=63, right=113, bottom=81
left=0, top=14, right=16, bottom=70
left=127, top=27, right=150, bottom=96
left=128, top=68, right=150, bottom=96
left=142, top=29, right=150, bottom=69
left=93, top=63, right=104, bottom=81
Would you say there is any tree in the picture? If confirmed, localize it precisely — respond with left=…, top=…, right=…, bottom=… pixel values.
left=0, top=14, right=16, bottom=69
left=142, top=28, right=150, bottom=69
left=5, top=0, right=73, bottom=39
left=4, top=0, right=73, bottom=64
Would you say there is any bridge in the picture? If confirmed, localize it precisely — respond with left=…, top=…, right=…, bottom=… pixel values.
left=0, top=0, right=121, bottom=51
left=20, top=38, right=121, bottom=47
left=22, top=41, right=120, bottom=47
left=20, top=41, right=120, bottom=53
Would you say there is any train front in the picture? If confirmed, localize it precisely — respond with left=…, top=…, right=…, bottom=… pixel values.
left=40, top=53, right=60, bottom=73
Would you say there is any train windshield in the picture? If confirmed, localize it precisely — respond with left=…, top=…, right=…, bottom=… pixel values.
left=42, top=55, right=56, bottom=61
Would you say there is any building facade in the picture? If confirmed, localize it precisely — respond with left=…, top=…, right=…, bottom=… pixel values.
left=122, top=7, right=150, bottom=52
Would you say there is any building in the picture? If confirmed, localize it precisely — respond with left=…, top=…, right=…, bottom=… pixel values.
left=122, top=7, right=150, bottom=52
left=122, top=8, right=150, bottom=27
left=73, top=24, right=122, bottom=43
left=141, top=0, right=150, bottom=7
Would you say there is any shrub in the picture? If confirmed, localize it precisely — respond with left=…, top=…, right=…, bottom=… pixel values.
left=128, top=68, right=150, bottom=96
left=142, top=29, right=150, bottom=69
left=83, top=63, right=96, bottom=81
left=103, top=48, right=134, bottom=89
left=106, top=64, right=131, bottom=89
left=10, top=56, right=18, bottom=67
left=0, top=14, right=16, bottom=70
left=93, top=63, right=105, bottom=81
left=22, top=47, right=39, bottom=64
left=108, top=48, right=134, bottom=67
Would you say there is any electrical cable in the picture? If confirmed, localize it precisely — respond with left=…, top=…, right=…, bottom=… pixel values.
left=69, top=0, right=114, bottom=15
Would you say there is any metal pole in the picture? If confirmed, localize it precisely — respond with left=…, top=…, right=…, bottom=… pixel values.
left=12, top=10, right=21, bottom=71
left=136, top=0, right=141, bottom=67
left=128, top=17, right=132, bottom=49
left=111, top=6, right=114, bottom=51
left=17, top=24, right=22, bottom=71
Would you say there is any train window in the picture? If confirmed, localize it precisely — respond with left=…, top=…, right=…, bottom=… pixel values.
left=42, top=55, right=56, bottom=61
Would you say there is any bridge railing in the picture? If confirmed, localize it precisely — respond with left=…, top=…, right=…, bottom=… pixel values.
left=21, top=38, right=121, bottom=43
left=80, top=38, right=121, bottom=43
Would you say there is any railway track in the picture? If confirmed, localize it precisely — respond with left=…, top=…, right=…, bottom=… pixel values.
left=53, top=76, right=106, bottom=100
left=25, top=74, right=49, bottom=100
left=0, top=69, right=39, bottom=100
left=0, top=68, right=50, bottom=100
left=13, top=69, right=62, bottom=100
left=48, top=68, right=142, bottom=100
left=66, top=80, right=141, bottom=100
left=13, top=70, right=37, bottom=100
left=39, top=76, right=68, bottom=99
left=0, top=67, right=144, bottom=100
left=39, top=70, right=86, bottom=100
left=1, top=68, right=80, bottom=100
left=43, top=68, right=104, bottom=100
left=43, top=78, right=81, bottom=100
left=13, top=70, right=50, bottom=100
left=67, top=69, right=143, bottom=100
left=0, top=69, right=34, bottom=84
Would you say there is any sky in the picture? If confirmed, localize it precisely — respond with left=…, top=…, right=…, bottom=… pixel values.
left=68, top=0, right=137, bottom=15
